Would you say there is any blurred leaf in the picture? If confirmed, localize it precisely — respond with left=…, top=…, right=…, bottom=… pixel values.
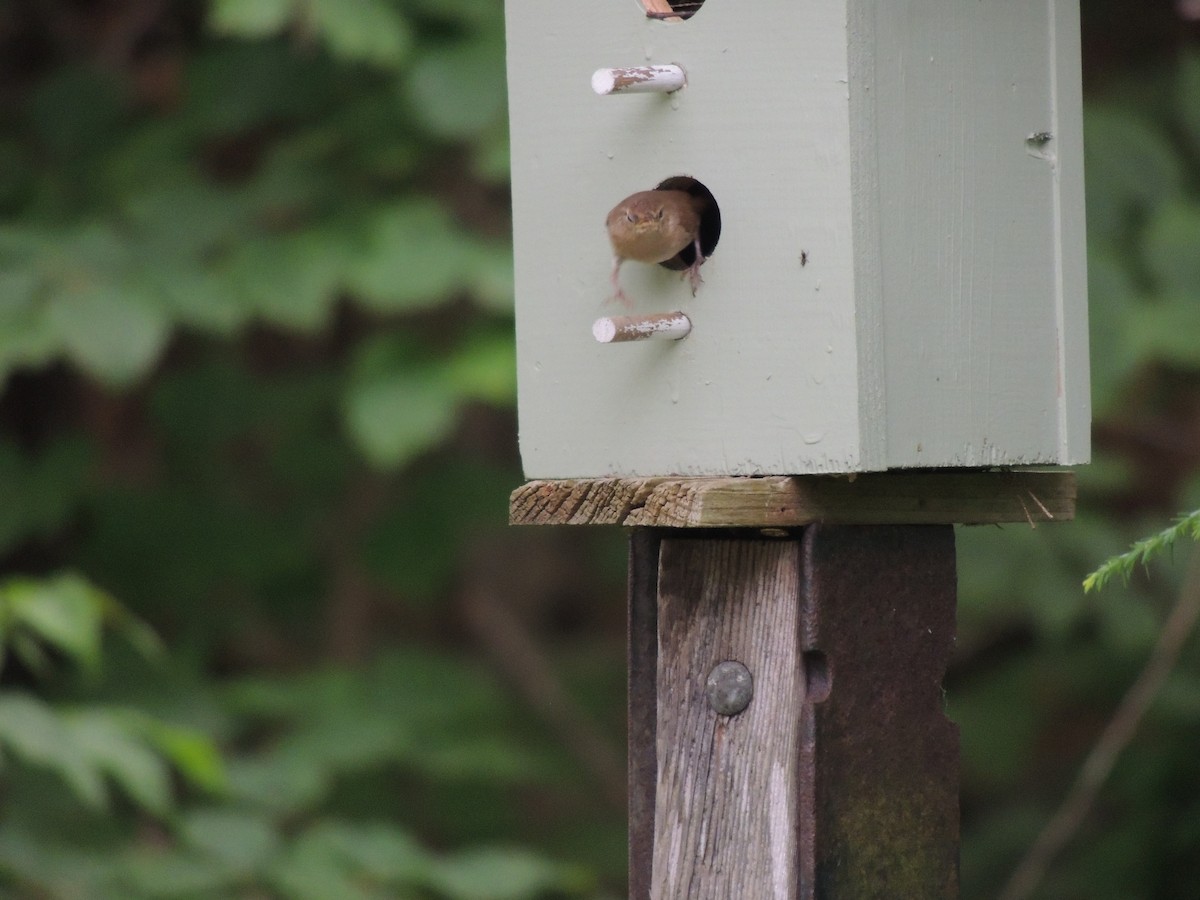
left=294, top=821, right=430, bottom=882
left=363, top=457, right=513, bottom=602
left=444, top=330, right=517, bottom=405
left=471, top=125, right=511, bottom=186
left=1084, top=104, right=1184, bottom=244
left=0, top=438, right=92, bottom=555
left=27, top=66, right=128, bottom=163
left=268, top=849, right=382, bottom=900
left=185, top=42, right=339, bottom=135
left=224, top=752, right=328, bottom=815
left=180, top=808, right=280, bottom=872
left=405, top=33, right=507, bottom=139
left=309, top=0, right=413, bottom=68
left=1141, top=200, right=1200, bottom=299
left=63, top=710, right=172, bottom=816
left=120, top=850, right=238, bottom=897
left=467, top=240, right=515, bottom=313
left=1178, top=49, right=1200, bottom=156
left=213, top=0, right=413, bottom=69
left=428, top=847, right=592, bottom=900
left=129, top=714, right=228, bottom=796
left=46, top=281, right=170, bottom=386
left=208, top=0, right=294, bottom=37
left=0, top=573, right=106, bottom=672
left=0, top=693, right=107, bottom=809
left=343, top=368, right=458, bottom=468
left=948, top=658, right=1041, bottom=788
left=1085, top=247, right=1143, bottom=411
left=347, top=200, right=480, bottom=311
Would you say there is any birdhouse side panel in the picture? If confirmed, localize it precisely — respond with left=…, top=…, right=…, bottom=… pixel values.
left=851, top=0, right=1090, bottom=468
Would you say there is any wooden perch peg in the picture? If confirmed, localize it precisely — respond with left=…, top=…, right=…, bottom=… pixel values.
left=593, top=312, right=692, bottom=344
left=591, top=65, right=687, bottom=96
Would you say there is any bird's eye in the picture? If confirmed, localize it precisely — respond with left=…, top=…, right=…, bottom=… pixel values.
left=655, top=209, right=664, bottom=220
left=626, top=211, right=636, bottom=223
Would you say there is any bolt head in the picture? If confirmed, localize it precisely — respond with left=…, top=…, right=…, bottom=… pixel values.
left=706, top=660, right=753, bottom=716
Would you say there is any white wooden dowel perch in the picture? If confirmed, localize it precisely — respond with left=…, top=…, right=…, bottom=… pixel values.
left=593, top=312, right=692, bottom=344
left=591, top=65, right=687, bottom=96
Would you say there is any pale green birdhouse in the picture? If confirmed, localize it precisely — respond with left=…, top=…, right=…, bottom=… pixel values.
left=505, top=0, right=1090, bottom=478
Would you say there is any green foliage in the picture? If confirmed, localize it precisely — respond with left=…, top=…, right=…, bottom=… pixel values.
left=3, top=2, right=1197, bottom=898
left=1084, top=510, right=1200, bottom=593
left=954, top=44, right=1200, bottom=899
left=0, top=3, right=621, bottom=897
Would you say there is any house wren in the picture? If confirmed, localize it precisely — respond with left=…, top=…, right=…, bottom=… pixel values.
left=606, top=189, right=707, bottom=306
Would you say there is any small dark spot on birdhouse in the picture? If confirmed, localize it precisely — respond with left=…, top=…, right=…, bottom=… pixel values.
left=800, top=250, right=809, bottom=267
left=653, top=175, right=721, bottom=270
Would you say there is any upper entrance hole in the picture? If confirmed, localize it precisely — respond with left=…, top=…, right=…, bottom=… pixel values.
left=639, top=1, right=706, bottom=22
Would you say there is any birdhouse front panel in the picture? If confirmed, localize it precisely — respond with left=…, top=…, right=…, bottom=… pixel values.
left=505, top=0, right=1090, bottom=479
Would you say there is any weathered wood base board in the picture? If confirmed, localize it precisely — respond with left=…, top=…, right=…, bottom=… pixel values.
left=511, top=471, right=1075, bottom=528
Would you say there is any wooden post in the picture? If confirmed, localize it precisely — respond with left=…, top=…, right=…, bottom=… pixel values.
left=628, top=526, right=957, bottom=898
left=512, top=471, right=1073, bottom=897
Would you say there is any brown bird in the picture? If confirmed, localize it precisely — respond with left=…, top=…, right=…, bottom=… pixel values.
left=606, top=189, right=706, bottom=307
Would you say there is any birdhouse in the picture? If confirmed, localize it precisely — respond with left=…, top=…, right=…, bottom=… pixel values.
left=505, top=0, right=1090, bottom=478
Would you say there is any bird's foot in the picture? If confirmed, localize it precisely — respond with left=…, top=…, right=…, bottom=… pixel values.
left=685, top=259, right=704, bottom=296
left=605, top=286, right=633, bottom=309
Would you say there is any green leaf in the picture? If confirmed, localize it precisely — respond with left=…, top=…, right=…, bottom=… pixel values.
left=134, top=716, right=228, bottom=795
left=63, top=710, right=173, bottom=815
left=268, top=849, right=380, bottom=900
left=294, top=821, right=430, bottom=883
left=0, top=693, right=107, bottom=809
left=1142, top=200, right=1200, bottom=298
left=1085, top=247, right=1143, bottom=411
left=1084, top=509, right=1200, bottom=592
left=465, top=240, right=515, bottom=313
left=224, top=752, right=328, bottom=815
left=406, top=34, right=507, bottom=139
left=443, top=330, right=516, bottom=405
left=120, top=850, right=238, bottom=896
left=27, top=66, right=128, bottom=162
left=1130, top=295, right=1200, bottom=368
left=362, top=458, right=514, bottom=602
left=0, top=573, right=105, bottom=671
left=1084, top=104, right=1184, bottom=244
left=309, top=0, right=413, bottom=68
left=179, top=808, right=280, bottom=872
left=46, top=281, right=170, bottom=386
left=220, top=232, right=342, bottom=332
left=342, top=367, right=458, bottom=468
left=347, top=201, right=479, bottom=311
left=0, top=438, right=93, bottom=555
left=1178, top=49, right=1200, bottom=156
left=208, top=0, right=294, bottom=37
left=427, top=847, right=591, bottom=900
left=185, top=42, right=339, bottom=135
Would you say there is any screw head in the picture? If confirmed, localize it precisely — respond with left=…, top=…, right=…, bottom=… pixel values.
left=706, top=660, right=753, bottom=717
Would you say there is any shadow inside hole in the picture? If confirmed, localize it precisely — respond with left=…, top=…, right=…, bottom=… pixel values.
left=641, top=1, right=706, bottom=21
left=654, top=175, right=721, bottom=272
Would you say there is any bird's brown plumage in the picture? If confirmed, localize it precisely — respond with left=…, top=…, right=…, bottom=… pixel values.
left=605, top=189, right=707, bottom=306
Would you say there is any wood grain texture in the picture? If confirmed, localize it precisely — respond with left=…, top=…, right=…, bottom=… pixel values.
left=510, top=471, right=1075, bottom=527
left=653, top=538, right=803, bottom=899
